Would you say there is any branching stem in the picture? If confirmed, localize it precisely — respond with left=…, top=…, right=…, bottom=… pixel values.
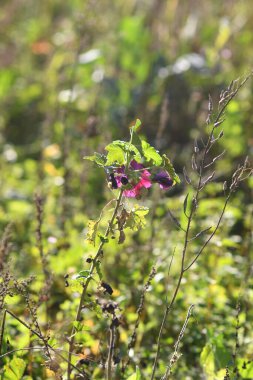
left=67, top=189, right=124, bottom=379
left=150, top=74, right=252, bottom=379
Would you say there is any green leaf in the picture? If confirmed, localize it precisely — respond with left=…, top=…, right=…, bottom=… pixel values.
left=95, top=261, right=103, bottom=280
left=69, top=278, right=83, bottom=293
left=162, top=155, right=181, bottom=184
left=131, top=131, right=144, bottom=157
left=141, top=140, right=163, bottom=165
left=238, top=359, right=253, bottom=378
left=4, top=357, right=26, bottom=380
left=86, top=219, right=99, bottom=246
left=73, top=321, right=91, bottom=332
left=98, top=234, right=109, bottom=243
left=105, top=140, right=141, bottom=164
left=126, top=366, right=141, bottom=380
left=105, top=143, right=125, bottom=165
left=125, top=205, right=149, bottom=231
left=211, top=333, right=230, bottom=368
left=130, top=118, right=141, bottom=133
left=73, top=321, right=84, bottom=331
left=200, top=344, right=215, bottom=379
left=200, top=333, right=231, bottom=379
left=91, top=302, right=103, bottom=318
left=83, top=152, right=106, bottom=167
left=77, top=270, right=91, bottom=279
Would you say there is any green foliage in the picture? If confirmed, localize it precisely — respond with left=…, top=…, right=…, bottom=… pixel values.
left=86, top=219, right=100, bottom=246
left=0, top=2, right=252, bottom=380
left=83, top=153, right=107, bottom=167
left=126, top=367, right=141, bottom=380
left=3, top=358, right=26, bottom=380
left=85, top=120, right=179, bottom=185
left=200, top=332, right=230, bottom=378
left=105, top=143, right=126, bottom=165
left=238, top=359, right=253, bottom=379
left=141, top=140, right=163, bottom=166
left=125, top=205, right=149, bottom=231
left=162, top=155, right=181, bottom=184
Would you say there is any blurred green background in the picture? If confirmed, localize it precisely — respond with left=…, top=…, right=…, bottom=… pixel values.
left=0, top=1, right=252, bottom=379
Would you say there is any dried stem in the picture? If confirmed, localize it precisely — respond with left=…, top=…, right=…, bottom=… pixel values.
left=232, top=302, right=241, bottom=379
left=0, top=308, right=7, bottom=357
left=35, top=193, right=52, bottom=313
left=151, top=75, right=252, bottom=379
left=123, top=266, right=156, bottom=371
left=67, top=189, right=124, bottom=379
left=0, top=223, right=12, bottom=271
left=0, top=309, right=88, bottom=378
left=35, top=194, right=46, bottom=272
left=107, top=325, right=116, bottom=380
left=161, top=304, right=194, bottom=380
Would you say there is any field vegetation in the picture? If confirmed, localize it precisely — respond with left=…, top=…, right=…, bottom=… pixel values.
left=0, top=1, right=253, bottom=379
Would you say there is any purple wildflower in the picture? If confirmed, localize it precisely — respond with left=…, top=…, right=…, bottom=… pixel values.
left=153, top=171, right=173, bottom=189
left=114, top=160, right=152, bottom=198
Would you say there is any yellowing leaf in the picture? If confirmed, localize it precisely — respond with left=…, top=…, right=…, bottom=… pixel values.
left=86, top=219, right=99, bottom=245
left=4, top=357, right=26, bottom=380
left=200, top=344, right=215, bottom=379
left=125, top=205, right=149, bottom=231
left=127, top=366, right=141, bottom=380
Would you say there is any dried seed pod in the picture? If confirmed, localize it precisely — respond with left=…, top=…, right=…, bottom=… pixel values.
left=102, top=301, right=117, bottom=314
left=101, top=281, right=113, bottom=295
left=111, top=317, right=120, bottom=328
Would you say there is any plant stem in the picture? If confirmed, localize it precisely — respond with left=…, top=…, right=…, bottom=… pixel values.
left=67, top=189, right=124, bottom=379
left=162, top=304, right=194, bottom=380
left=0, top=309, right=6, bottom=357
left=150, top=83, right=241, bottom=378
left=107, top=325, right=115, bottom=380
left=151, top=173, right=200, bottom=380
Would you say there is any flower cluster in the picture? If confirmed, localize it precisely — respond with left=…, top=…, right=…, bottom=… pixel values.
left=109, top=160, right=173, bottom=198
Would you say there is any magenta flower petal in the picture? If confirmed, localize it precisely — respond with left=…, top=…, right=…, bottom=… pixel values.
left=111, top=160, right=152, bottom=198
left=123, top=188, right=138, bottom=198
left=123, top=180, right=142, bottom=198
left=139, top=174, right=152, bottom=188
